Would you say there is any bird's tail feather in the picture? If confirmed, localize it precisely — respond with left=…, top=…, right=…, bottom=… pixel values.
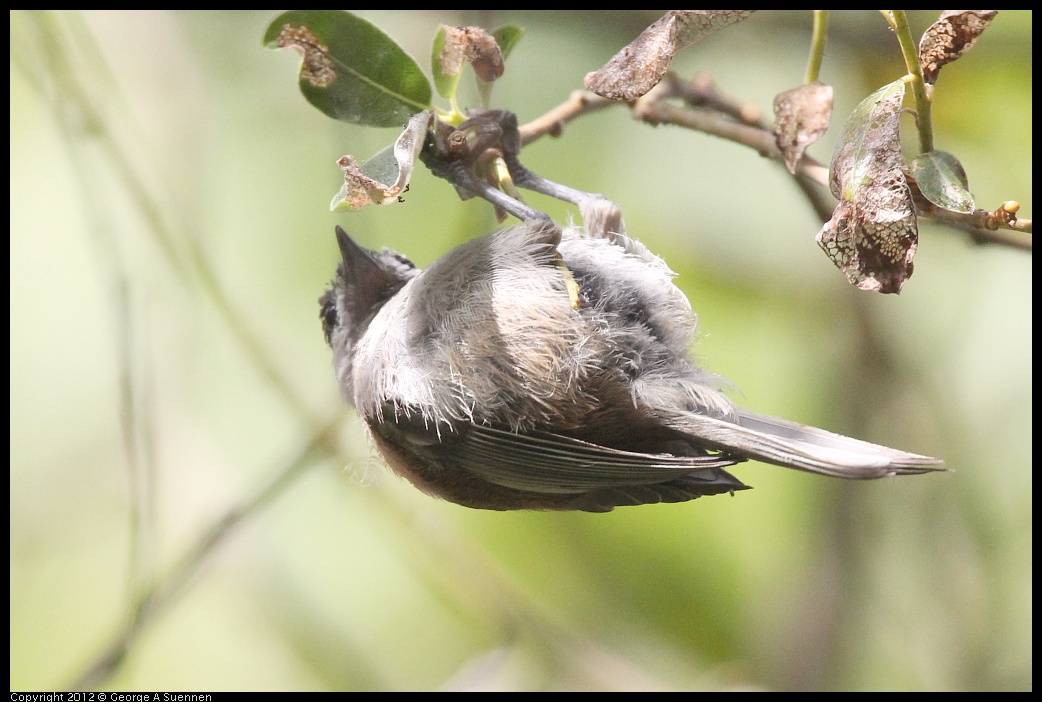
left=668, top=409, right=944, bottom=479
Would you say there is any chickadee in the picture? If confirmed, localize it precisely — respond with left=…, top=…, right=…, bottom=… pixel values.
left=320, top=219, right=942, bottom=512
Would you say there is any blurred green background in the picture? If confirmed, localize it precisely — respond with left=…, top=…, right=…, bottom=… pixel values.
left=10, top=10, right=1031, bottom=691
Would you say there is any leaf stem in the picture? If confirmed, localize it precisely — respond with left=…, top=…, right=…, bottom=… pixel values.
left=805, top=10, right=829, bottom=84
left=889, top=10, right=934, bottom=153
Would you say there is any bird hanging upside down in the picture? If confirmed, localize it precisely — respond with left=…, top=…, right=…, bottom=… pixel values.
left=320, top=218, right=943, bottom=511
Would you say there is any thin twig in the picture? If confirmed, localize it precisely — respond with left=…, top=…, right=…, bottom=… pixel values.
left=518, top=90, right=617, bottom=145
left=67, top=418, right=343, bottom=690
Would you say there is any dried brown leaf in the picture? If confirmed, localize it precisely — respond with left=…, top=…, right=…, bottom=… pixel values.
left=919, top=10, right=998, bottom=84
left=330, top=110, right=432, bottom=210
left=584, top=10, right=755, bottom=100
left=817, top=81, right=918, bottom=293
left=332, top=155, right=390, bottom=209
left=771, top=82, right=834, bottom=174
left=817, top=185, right=919, bottom=294
left=437, top=25, right=504, bottom=84
left=272, top=23, right=336, bottom=88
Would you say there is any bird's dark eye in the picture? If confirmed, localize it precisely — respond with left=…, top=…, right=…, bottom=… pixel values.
left=318, top=289, right=338, bottom=345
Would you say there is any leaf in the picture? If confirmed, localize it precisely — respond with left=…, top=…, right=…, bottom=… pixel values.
left=479, top=25, right=525, bottom=110
left=492, top=25, right=524, bottom=61
left=264, top=10, right=432, bottom=127
left=431, top=26, right=462, bottom=101
left=432, top=25, right=505, bottom=101
left=770, top=82, right=834, bottom=174
left=827, top=80, right=906, bottom=202
left=817, top=80, right=918, bottom=294
left=919, top=10, right=998, bottom=85
left=908, top=150, right=975, bottom=214
left=584, top=10, right=755, bottom=100
left=330, top=110, right=433, bottom=210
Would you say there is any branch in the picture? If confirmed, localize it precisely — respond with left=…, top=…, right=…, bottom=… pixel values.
left=518, top=90, right=617, bottom=145
left=518, top=73, right=1031, bottom=251
left=912, top=191, right=1032, bottom=250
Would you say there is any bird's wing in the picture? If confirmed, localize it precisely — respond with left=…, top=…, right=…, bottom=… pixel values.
left=453, top=424, right=746, bottom=493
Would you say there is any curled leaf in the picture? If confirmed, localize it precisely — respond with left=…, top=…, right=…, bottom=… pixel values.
left=827, top=81, right=906, bottom=200
left=433, top=25, right=505, bottom=100
left=330, top=111, right=432, bottom=211
left=817, top=196, right=918, bottom=294
left=584, top=10, right=755, bottom=100
left=908, top=150, right=975, bottom=214
left=919, top=10, right=998, bottom=85
left=770, top=82, right=834, bottom=174
left=817, top=80, right=918, bottom=294
left=264, top=10, right=432, bottom=127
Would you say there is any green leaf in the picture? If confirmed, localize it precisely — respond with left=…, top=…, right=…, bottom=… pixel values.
left=909, top=150, right=975, bottom=213
left=264, top=10, right=432, bottom=127
left=431, top=25, right=461, bottom=101
left=476, top=25, right=524, bottom=108
left=492, top=25, right=524, bottom=60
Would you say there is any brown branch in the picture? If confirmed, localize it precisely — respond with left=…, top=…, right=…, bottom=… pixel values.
left=518, top=90, right=617, bottom=145
left=914, top=197, right=1033, bottom=250
left=517, top=72, right=1031, bottom=251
